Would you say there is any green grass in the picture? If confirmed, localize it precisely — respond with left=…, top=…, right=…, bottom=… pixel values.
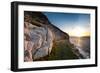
left=48, top=40, right=79, bottom=60
left=34, top=40, right=79, bottom=61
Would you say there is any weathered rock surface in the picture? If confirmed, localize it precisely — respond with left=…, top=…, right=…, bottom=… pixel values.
left=24, top=11, right=78, bottom=62
left=24, top=12, right=69, bottom=41
left=24, top=22, right=54, bottom=61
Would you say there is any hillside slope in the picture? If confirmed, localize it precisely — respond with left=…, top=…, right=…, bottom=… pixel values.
left=24, top=11, right=79, bottom=61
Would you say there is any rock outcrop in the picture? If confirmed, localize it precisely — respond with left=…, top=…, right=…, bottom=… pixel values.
left=24, top=11, right=69, bottom=41
left=24, top=11, right=78, bottom=62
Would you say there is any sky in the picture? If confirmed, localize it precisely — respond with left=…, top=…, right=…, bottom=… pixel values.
left=44, top=12, right=90, bottom=37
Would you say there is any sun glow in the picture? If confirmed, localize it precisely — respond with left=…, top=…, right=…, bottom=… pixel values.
left=68, top=27, right=90, bottom=37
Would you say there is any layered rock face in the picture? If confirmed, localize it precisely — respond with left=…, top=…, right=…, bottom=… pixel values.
left=24, top=22, right=54, bottom=61
left=24, top=11, right=78, bottom=62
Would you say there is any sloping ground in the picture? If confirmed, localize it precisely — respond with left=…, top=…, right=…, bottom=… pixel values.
left=48, top=40, right=78, bottom=60
left=34, top=40, right=78, bottom=61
